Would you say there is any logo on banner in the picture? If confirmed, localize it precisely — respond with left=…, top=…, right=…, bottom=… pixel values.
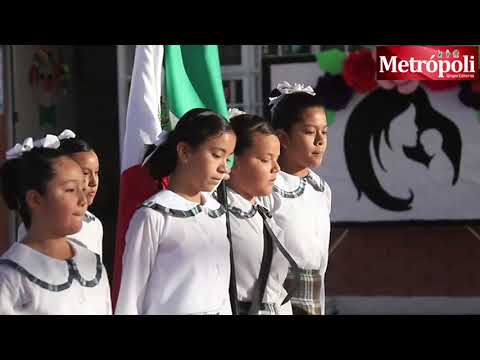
left=376, top=46, right=478, bottom=80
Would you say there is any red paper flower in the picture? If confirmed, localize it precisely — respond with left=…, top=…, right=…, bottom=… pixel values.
left=422, top=80, right=460, bottom=91
left=343, top=48, right=378, bottom=93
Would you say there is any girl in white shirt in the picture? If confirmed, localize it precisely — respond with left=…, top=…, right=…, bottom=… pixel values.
left=0, top=139, right=111, bottom=315
left=223, top=113, right=299, bottom=315
left=115, top=108, right=236, bottom=315
left=261, top=83, right=332, bottom=315
left=18, top=130, right=103, bottom=258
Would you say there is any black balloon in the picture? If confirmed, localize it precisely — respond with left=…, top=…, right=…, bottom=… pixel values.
left=458, top=81, right=480, bottom=110
left=314, top=73, right=354, bottom=111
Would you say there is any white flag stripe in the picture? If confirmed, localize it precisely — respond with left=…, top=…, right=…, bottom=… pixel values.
left=121, top=45, right=164, bottom=172
left=168, top=111, right=179, bottom=129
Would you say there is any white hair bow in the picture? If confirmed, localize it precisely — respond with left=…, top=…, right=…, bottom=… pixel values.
left=58, top=129, right=76, bottom=140
left=268, top=81, right=316, bottom=112
left=5, top=129, right=78, bottom=160
left=228, top=108, right=246, bottom=119
left=141, top=131, right=169, bottom=167
left=6, top=137, right=34, bottom=160
left=33, top=134, right=62, bottom=149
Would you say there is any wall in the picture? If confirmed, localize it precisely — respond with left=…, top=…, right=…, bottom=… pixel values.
left=12, top=45, right=78, bottom=142
left=1, top=46, right=120, bottom=279
left=266, top=55, right=480, bottom=314
left=74, top=45, right=119, bottom=280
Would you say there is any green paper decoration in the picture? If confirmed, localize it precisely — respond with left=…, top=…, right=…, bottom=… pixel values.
left=315, top=49, right=347, bottom=76
left=326, top=110, right=336, bottom=126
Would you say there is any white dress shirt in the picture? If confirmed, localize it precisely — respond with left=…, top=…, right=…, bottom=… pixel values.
left=226, top=187, right=293, bottom=315
left=0, top=240, right=112, bottom=315
left=115, top=190, right=232, bottom=315
left=259, top=169, right=332, bottom=314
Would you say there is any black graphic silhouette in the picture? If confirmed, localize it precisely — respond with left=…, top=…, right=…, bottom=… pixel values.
left=344, top=87, right=462, bottom=211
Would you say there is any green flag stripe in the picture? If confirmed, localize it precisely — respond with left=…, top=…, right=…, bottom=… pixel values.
left=165, top=45, right=229, bottom=120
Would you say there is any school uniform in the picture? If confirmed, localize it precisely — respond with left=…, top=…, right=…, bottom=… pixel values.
left=259, top=170, right=331, bottom=315
left=115, top=190, right=232, bottom=315
left=0, top=240, right=112, bottom=315
left=225, top=187, right=296, bottom=315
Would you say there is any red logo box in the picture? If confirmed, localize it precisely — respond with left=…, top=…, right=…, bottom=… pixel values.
left=376, top=46, right=479, bottom=80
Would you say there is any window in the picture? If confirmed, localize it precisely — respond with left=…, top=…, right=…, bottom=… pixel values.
left=262, top=45, right=370, bottom=57
left=281, top=45, right=312, bottom=55
left=220, top=46, right=262, bottom=115
left=219, top=45, right=242, bottom=66
left=220, top=45, right=375, bottom=118
left=223, top=79, right=244, bottom=109
left=263, top=45, right=319, bottom=57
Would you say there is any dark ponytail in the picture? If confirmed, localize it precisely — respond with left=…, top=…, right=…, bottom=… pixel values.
left=0, top=147, right=65, bottom=228
left=0, top=158, right=22, bottom=211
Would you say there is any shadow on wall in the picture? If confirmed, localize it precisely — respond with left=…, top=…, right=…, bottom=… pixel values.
left=74, top=46, right=120, bottom=281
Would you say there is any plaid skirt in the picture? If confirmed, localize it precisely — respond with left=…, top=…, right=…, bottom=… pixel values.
left=237, top=301, right=279, bottom=315
left=284, top=268, right=322, bottom=315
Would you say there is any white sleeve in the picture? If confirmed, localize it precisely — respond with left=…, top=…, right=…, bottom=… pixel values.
left=96, top=219, right=104, bottom=259
left=115, top=208, right=162, bottom=315
left=325, top=180, right=332, bottom=215
left=320, top=181, right=332, bottom=315
left=319, top=247, right=329, bottom=315
left=102, top=265, right=113, bottom=315
left=17, top=223, right=27, bottom=242
left=0, top=268, right=21, bottom=315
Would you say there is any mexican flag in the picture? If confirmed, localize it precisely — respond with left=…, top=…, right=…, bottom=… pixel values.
left=112, top=45, right=229, bottom=309
left=165, top=45, right=229, bottom=125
